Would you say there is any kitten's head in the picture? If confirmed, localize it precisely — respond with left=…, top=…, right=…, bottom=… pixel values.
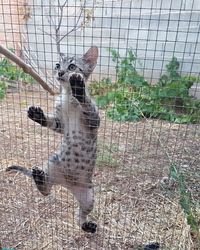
left=55, top=46, right=98, bottom=89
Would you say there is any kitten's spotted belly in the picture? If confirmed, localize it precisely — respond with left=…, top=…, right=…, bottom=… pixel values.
left=58, top=132, right=97, bottom=186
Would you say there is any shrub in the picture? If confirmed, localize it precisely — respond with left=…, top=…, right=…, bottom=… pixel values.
left=90, top=50, right=200, bottom=123
left=0, top=51, right=36, bottom=100
left=0, top=52, right=35, bottom=84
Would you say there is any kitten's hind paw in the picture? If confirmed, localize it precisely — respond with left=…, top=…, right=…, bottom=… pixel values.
left=28, top=106, right=47, bottom=126
left=144, top=242, right=160, bottom=250
left=32, top=167, right=45, bottom=186
left=82, top=221, right=97, bottom=233
left=32, top=167, right=49, bottom=196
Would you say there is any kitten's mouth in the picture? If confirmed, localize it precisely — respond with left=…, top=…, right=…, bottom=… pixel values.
left=57, top=74, right=69, bottom=82
left=57, top=71, right=67, bottom=81
left=57, top=76, right=65, bottom=81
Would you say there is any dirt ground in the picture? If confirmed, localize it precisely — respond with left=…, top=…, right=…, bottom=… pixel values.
left=0, top=88, right=199, bottom=249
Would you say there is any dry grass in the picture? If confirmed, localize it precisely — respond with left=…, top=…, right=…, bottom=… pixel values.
left=0, top=88, right=199, bottom=249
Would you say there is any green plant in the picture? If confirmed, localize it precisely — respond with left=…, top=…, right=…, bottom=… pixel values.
left=0, top=81, right=7, bottom=100
left=90, top=49, right=200, bottom=124
left=0, top=54, right=35, bottom=84
left=170, top=165, right=199, bottom=238
left=0, top=54, right=36, bottom=100
left=158, top=57, right=180, bottom=86
left=109, top=48, right=148, bottom=88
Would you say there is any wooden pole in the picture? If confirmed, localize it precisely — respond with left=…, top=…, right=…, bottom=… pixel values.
left=0, top=44, right=56, bottom=96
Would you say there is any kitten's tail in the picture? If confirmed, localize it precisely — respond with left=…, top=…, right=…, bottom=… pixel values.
left=6, top=165, right=32, bottom=177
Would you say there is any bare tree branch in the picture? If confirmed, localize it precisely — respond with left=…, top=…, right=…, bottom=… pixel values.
left=55, top=0, right=70, bottom=54
left=62, top=0, right=68, bottom=8
left=55, top=0, right=66, bottom=54
left=57, top=7, right=84, bottom=44
left=44, top=0, right=56, bottom=27
left=41, top=0, right=87, bottom=56
left=57, top=0, right=64, bottom=32
left=38, top=28, right=56, bottom=40
left=57, top=0, right=69, bottom=32
left=0, top=45, right=56, bottom=96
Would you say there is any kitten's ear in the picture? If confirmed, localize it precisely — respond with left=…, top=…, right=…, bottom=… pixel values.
left=83, top=46, right=98, bottom=69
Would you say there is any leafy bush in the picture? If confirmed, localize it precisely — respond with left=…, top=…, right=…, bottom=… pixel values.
left=0, top=55, right=35, bottom=84
left=90, top=50, right=200, bottom=123
left=109, top=48, right=148, bottom=88
left=0, top=52, right=36, bottom=100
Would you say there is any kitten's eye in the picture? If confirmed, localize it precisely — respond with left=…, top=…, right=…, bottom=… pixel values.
left=68, top=64, right=76, bottom=71
left=55, top=63, right=60, bottom=70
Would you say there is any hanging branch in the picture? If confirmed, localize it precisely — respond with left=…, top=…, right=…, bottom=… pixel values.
left=57, top=6, right=84, bottom=44
left=0, top=45, right=56, bottom=96
left=44, top=0, right=86, bottom=56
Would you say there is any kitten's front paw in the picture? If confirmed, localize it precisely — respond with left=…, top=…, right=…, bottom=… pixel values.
left=28, top=106, right=47, bottom=126
left=81, top=221, right=97, bottom=233
left=69, top=74, right=85, bottom=88
left=69, top=74, right=85, bottom=102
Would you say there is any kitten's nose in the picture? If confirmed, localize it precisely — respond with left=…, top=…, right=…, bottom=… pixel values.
left=58, top=70, right=65, bottom=77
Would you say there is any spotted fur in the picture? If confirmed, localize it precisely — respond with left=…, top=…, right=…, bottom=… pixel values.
left=6, top=46, right=100, bottom=233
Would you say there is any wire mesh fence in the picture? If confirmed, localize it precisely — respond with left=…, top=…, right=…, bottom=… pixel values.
left=0, top=0, right=200, bottom=249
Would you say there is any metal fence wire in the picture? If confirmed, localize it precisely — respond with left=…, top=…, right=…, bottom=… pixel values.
left=0, top=0, right=200, bottom=249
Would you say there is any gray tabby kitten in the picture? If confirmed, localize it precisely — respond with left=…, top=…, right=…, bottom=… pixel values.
left=6, top=46, right=100, bottom=233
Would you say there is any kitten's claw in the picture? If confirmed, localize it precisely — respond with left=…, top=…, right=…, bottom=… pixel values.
left=81, top=221, right=97, bottom=233
left=69, top=74, right=85, bottom=88
left=28, top=106, right=47, bottom=126
left=69, top=74, right=85, bottom=102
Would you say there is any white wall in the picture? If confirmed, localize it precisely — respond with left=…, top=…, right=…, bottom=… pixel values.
left=25, top=0, right=200, bottom=82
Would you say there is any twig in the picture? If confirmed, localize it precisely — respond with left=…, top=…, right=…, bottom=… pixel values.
left=57, top=6, right=84, bottom=44
left=57, top=0, right=65, bottom=32
left=38, top=28, right=56, bottom=41
left=47, top=1, right=56, bottom=27
left=62, top=0, right=68, bottom=8
left=55, top=0, right=64, bottom=54
left=41, top=1, right=86, bottom=55
left=0, top=45, right=56, bottom=95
